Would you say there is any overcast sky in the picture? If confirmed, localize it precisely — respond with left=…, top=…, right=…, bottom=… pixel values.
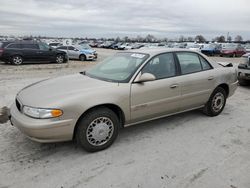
left=0, top=0, right=249, bottom=40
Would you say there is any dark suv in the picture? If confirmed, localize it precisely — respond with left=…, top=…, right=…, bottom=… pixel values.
left=0, top=41, right=68, bottom=65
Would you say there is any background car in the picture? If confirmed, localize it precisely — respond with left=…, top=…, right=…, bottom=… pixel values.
left=57, top=44, right=97, bottom=61
left=0, top=40, right=67, bottom=65
left=244, top=43, right=250, bottom=53
left=187, top=43, right=204, bottom=51
left=48, top=42, right=62, bottom=48
left=220, top=43, right=246, bottom=57
left=201, top=43, right=222, bottom=56
left=238, top=53, right=250, bottom=85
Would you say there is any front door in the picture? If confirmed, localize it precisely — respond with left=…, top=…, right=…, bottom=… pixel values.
left=130, top=52, right=181, bottom=123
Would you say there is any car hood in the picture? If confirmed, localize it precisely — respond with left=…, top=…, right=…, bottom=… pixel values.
left=80, top=49, right=95, bottom=54
left=17, top=74, right=116, bottom=107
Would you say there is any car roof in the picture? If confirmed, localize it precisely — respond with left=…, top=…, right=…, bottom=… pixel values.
left=4, top=40, right=40, bottom=45
left=127, top=48, right=203, bottom=56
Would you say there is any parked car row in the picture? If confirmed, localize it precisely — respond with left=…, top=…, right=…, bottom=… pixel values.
left=86, top=40, right=247, bottom=57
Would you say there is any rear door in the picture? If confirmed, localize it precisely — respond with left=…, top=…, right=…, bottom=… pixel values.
left=175, top=52, right=215, bottom=111
left=21, top=43, right=40, bottom=61
left=67, top=46, right=79, bottom=59
left=130, top=52, right=181, bottom=123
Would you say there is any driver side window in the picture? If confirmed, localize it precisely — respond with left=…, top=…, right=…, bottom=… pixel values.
left=142, top=53, right=176, bottom=79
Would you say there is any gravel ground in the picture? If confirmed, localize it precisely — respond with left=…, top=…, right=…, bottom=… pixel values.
left=0, top=49, right=249, bottom=188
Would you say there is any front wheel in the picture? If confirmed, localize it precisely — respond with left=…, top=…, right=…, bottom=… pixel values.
left=203, top=87, right=227, bottom=116
left=76, top=107, right=119, bottom=152
left=79, top=54, right=86, bottom=61
left=56, top=54, right=64, bottom=64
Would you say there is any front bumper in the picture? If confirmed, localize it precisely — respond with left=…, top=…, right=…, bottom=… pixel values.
left=10, top=103, right=74, bottom=143
left=86, top=53, right=98, bottom=60
left=238, top=67, right=250, bottom=80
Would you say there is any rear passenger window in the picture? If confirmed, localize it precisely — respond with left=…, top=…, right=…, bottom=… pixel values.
left=6, top=44, right=21, bottom=49
left=199, top=56, right=212, bottom=70
left=22, top=44, right=39, bottom=49
left=57, top=46, right=65, bottom=50
left=176, top=52, right=202, bottom=74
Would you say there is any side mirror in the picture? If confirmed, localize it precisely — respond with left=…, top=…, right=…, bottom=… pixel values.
left=74, top=48, right=78, bottom=51
left=134, top=73, right=156, bottom=83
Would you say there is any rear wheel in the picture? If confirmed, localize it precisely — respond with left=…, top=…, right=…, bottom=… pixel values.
left=80, top=54, right=86, bottom=61
left=203, top=87, right=227, bottom=116
left=12, top=55, right=23, bottom=65
left=76, top=107, right=119, bottom=152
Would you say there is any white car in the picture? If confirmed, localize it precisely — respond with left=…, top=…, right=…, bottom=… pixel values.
left=57, top=44, right=97, bottom=61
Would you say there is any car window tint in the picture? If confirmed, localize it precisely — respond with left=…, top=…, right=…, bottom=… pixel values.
left=6, top=43, right=21, bottom=49
left=57, top=46, right=67, bottom=50
left=22, top=44, right=39, bottom=49
left=68, top=46, right=74, bottom=50
left=38, top=43, right=50, bottom=50
left=142, top=53, right=176, bottom=79
left=176, top=52, right=202, bottom=74
left=199, top=56, right=212, bottom=70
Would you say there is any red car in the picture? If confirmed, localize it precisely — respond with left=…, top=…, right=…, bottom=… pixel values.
left=220, top=43, right=246, bottom=57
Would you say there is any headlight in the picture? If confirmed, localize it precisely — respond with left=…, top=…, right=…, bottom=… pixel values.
left=23, top=106, right=63, bottom=119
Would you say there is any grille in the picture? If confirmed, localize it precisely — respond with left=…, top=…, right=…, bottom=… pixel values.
left=16, top=99, right=21, bottom=112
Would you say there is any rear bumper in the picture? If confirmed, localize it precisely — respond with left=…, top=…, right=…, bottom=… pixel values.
left=228, top=81, right=238, bottom=97
left=10, top=104, right=74, bottom=143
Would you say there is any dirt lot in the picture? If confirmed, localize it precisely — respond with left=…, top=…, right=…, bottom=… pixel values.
left=0, top=49, right=249, bottom=188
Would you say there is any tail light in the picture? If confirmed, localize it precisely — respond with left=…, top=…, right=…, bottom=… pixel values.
left=0, top=48, right=3, bottom=56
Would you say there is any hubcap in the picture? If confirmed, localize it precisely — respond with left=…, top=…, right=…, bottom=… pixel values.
left=212, top=92, right=224, bottom=112
left=13, top=56, right=22, bottom=65
left=56, top=56, right=64, bottom=63
left=86, top=117, right=114, bottom=146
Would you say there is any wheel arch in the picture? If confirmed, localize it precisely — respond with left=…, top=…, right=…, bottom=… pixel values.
left=73, top=103, right=125, bottom=140
left=79, top=53, right=86, bottom=59
left=216, top=83, right=229, bottom=97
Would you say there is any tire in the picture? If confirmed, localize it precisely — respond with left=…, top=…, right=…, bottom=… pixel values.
left=56, top=54, right=64, bottom=64
left=79, top=54, right=86, bottom=61
left=76, top=107, right=120, bottom=152
left=12, top=55, right=23, bottom=65
left=238, top=78, right=249, bottom=86
left=203, top=87, right=227, bottom=117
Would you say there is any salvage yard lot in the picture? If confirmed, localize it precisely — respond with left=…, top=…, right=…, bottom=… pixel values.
left=0, top=49, right=249, bottom=188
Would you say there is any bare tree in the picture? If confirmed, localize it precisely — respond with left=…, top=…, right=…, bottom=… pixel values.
left=195, top=35, right=206, bottom=43
left=234, top=35, right=243, bottom=42
left=214, top=35, right=225, bottom=43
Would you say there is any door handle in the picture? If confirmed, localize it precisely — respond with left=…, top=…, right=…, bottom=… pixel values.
left=208, top=76, right=214, bottom=80
left=36, top=51, right=42, bottom=54
left=170, top=84, right=179, bottom=89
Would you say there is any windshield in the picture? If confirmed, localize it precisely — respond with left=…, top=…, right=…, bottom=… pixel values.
left=222, top=44, right=237, bottom=49
left=86, top=52, right=149, bottom=82
left=79, top=43, right=91, bottom=49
